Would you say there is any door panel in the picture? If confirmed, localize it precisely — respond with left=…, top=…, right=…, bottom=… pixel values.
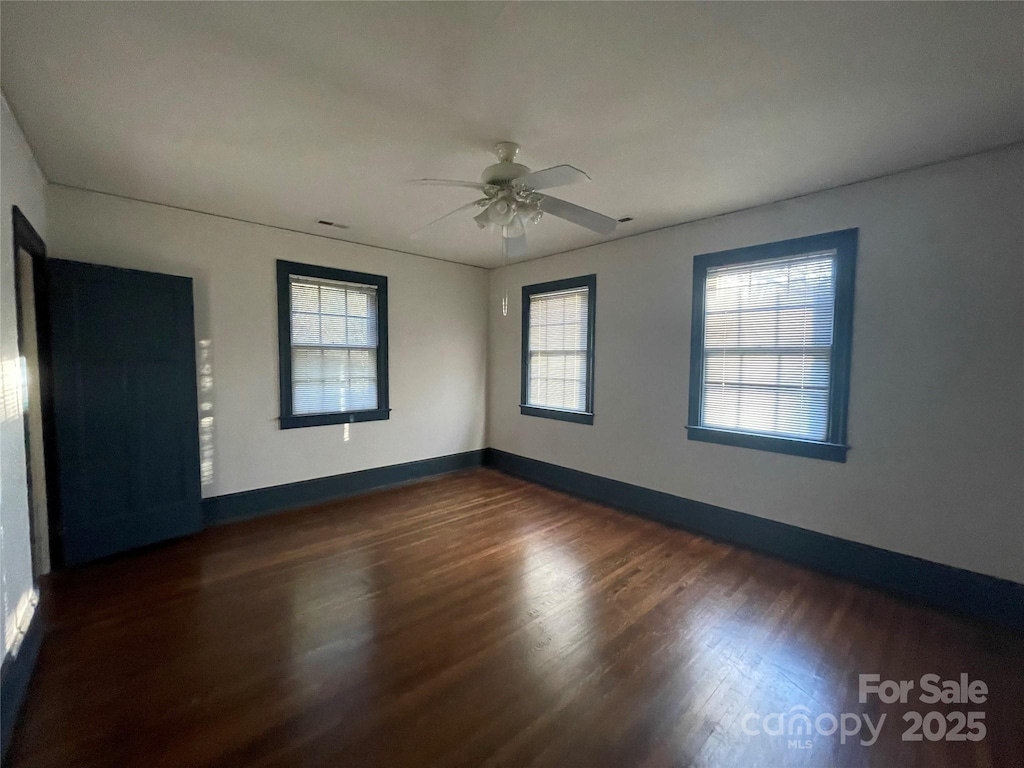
left=48, top=259, right=202, bottom=566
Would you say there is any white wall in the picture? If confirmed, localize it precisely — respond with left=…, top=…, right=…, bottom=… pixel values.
left=1, top=94, right=46, bottom=658
left=47, top=187, right=488, bottom=499
left=488, top=145, right=1024, bottom=584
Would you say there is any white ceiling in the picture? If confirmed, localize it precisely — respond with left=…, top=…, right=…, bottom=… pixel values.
left=2, top=2, right=1021, bottom=268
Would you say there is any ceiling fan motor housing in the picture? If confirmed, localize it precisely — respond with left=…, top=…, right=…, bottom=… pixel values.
left=481, top=141, right=531, bottom=187
left=481, top=161, right=530, bottom=187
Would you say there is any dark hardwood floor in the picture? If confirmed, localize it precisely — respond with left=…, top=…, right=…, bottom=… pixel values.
left=8, top=469, right=1023, bottom=767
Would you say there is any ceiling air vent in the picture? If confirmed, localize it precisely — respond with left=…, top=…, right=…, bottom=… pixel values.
left=317, top=220, right=350, bottom=230
left=617, top=217, right=634, bottom=223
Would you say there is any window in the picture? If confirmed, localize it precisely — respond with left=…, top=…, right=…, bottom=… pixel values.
left=687, top=230, right=856, bottom=461
left=521, top=275, right=596, bottom=424
left=276, top=260, right=389, bottom=429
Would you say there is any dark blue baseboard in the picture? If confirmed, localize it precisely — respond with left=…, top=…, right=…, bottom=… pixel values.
left=484, top=449, right=1024, bottom=631
left=203, top=449, right=486, bottom=525
left=1, top=602, right=44, bottom=761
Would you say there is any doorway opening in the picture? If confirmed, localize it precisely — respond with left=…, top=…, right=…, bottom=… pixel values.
left=11, top=206, right=60, bottom=575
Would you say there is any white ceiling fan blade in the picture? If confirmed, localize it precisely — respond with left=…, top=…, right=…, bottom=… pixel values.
left=539, top=195, right=617, bottom=235
left=411, top=178, right=493, bottom=192
left=512, top=165, right=590, bottom=191
left=503, top=231, right=528, bottom=260
left=410, top=199, right=488, bottom=239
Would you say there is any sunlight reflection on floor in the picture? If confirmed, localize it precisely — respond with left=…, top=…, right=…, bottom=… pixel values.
left=520, top=536, right=596, bottom=693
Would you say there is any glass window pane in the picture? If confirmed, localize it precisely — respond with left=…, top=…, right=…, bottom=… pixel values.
left=526, top=284, right=590, bottom=413
left=701, top=252, right=836, bottom=440
left=288, top=274, right=380, bottom=416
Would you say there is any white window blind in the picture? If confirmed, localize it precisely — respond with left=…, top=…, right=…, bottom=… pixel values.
left=289, top=275, right=378, bottom=415
left=527, top=286, right=590, bottom=412
left=701, top=251, right=836, bottom=441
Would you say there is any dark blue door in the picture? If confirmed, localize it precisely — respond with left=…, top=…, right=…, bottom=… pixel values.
left=48, top=259, right=202, bottom=566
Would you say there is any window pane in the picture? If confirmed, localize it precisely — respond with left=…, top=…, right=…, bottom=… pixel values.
left=319, top=285, right=347, bottom=316
left=702, top=384, right=830, bottom=441
left=292, top=348, right=324, bottom=381
left=701, top=252, right=836, bottom=441
left=291, top=312, right=321, bottom=345
left=347, top=291, right=369, bottom=317
left=346, top=349, right=375, bottom=378
left=320, top=315, right=348, bottom=345
left=527, top=286, right=590, bottom=412
left=346, top=316, right=374, bottom=347
left=289, top=274, right=379, bottom=415
left=291, top=283, right=319, bottom=313
left=291, top=349, right=379, bottom=415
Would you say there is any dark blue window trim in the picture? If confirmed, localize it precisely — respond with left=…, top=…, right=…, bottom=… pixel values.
left=276, top=259, right=390, bottom=429
left=520, top=274, right=597, bottom=425
left=686, top=229, right=857, bottom=462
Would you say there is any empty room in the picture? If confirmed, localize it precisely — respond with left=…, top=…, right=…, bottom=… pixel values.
left=1, top=2, right=1022, bottom=766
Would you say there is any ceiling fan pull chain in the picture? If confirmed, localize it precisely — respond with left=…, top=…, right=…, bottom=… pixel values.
left=501, top=229, right=510, bottom=317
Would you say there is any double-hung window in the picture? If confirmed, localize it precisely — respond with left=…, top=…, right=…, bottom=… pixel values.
left=687, top=230, right=856, bottom=461
left=520, top=275, right=596, bottom=424
left=277, top=260, right=389, bottom=429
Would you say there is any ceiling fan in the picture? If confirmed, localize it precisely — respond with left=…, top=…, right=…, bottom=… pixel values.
left=410, top=142, right=617, bottom=261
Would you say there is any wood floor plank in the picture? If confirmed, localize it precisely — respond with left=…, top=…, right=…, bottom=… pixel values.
left=7, top=469, right=1023, bottom=767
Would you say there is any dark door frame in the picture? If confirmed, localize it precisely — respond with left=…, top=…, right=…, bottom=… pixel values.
left=11, top=206, right=64, bottom=569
